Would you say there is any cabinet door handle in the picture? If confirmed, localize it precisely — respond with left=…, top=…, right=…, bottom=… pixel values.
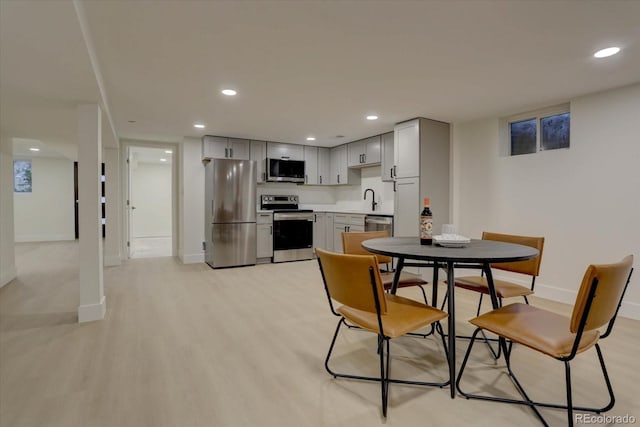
left=230, top=148, right=233, bottom=158
left=337, top=174, right=340, bottom=184
left=390, top=167, right=394, bottom=178
left=393, top=181, right=396, bottom=192
left=319, top=175, right=322, bottom=184
left=305, top=174, right=308, bottom=184
left=362, top=154, right=366, bottom=163
left=262, top=172, right=266, bottom=181
left=393, top=165, right=397, bottom=177
left=224, top=148, right=228, bottom=158
left=270, top=225, right=272, bottom=235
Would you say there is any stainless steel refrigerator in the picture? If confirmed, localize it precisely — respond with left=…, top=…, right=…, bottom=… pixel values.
left=204, top=158, right=257, bottom=268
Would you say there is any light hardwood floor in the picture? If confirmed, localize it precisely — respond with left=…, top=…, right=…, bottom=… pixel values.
left=1, top=241, right=639, bottom=427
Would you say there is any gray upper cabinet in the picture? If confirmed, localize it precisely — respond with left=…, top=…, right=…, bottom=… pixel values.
left=266, top=142, right=304, bottom=161
left=394, top=120, right=420, bottom=178
left=250, top=140, right=267, bottom=183
left=330, top=145, right=359, bottom=185
left=303, top=146, right=318, bottom=185
left=381, top=131, right=394, bottom=182
left=330, top=145, right=347, bottom=185
left=317, top=147, right=330, bottom=185
left=347, top=136, right=381, bottom=167
left=228, top=138, right=250, bottom=160
left=202, top=135, right=250, bottom=160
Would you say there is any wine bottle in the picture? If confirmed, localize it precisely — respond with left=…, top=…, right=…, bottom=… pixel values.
left=420, top=197, right=433, bottom=245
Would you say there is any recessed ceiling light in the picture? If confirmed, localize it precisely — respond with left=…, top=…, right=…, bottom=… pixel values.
left=306, top=137, right=316, bottom=141
left=29, top=147, right=40, bottom=152
left=594, top=47, right=620, bottom=58
left=160, top=158, right=167, bottom=162
left=221, top=89, right=237, bottom=96
left=193, top=123, right=206, bottom=129
left=165, top=150, right=173, bottom=154
left=366, top=115, right=378, bottom=120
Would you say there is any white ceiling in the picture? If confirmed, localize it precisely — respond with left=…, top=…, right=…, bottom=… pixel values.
left=1, top=1, right=639, bottom=150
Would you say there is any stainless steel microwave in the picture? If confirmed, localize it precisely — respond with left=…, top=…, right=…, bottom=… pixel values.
left=266, top=158, right=305, bottom=183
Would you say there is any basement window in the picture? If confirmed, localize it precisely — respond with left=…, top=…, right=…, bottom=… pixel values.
left=14, top=160, right=32, bottom=192
left=505, top=104, right=570, bottom=156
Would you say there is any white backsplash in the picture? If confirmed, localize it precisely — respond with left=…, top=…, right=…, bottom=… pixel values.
left=256, top=165, right=394, bottom=213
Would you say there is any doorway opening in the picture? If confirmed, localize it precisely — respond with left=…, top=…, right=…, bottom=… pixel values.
left=127, top=146, right=174, bottom=258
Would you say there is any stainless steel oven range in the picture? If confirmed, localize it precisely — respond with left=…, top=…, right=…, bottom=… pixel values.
left=260, top=195, right=314, bottom=263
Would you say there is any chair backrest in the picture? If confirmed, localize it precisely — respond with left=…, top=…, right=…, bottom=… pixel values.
left=570, top=255, right=633, bottom=334
left=316, top=248, right=387, bottom=314
left=483, top=232, right=545, bottom=277
left=341, top=230, right=393, bottom=264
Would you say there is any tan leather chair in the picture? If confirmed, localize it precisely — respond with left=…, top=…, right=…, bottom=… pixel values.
left=456, top=255, right=634, bottom=426
left=341, top=230, right=429, bottom=304
left=316, top=248, right=449, bottom=418
left=452, top=232, right=545, bottom=312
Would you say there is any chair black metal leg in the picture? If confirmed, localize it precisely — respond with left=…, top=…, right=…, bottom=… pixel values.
left=418, top=285, right=429, bottom=305
left=325, top=318, right=345, bottom=378
left=565, top=361, right=574, bottom=427
left=595, top=343, right=615, bottom=413
left=379, top=336, right=390, bottom=417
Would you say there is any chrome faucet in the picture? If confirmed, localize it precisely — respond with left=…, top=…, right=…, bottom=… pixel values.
left=364, top=188, right=377, bottom=211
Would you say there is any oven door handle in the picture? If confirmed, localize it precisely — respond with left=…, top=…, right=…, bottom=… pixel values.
left=273, top=213, right=314, bottom=221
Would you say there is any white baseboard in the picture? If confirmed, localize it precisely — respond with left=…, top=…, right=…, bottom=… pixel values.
left=104, top=255, right=121, bottom=267
left=485, top=273, right=640, bottom=321
left=78, top=296, right=106, bottom=323
left=618, top=301, right=640, bottom=320
left=180, top=253, right=204, bottom=264
left=15, top=234, right=75, bottom=243
left=0, top=268, right=17, bottom=288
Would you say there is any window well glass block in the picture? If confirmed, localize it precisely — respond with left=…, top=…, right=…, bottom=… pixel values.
left=541, top=112, right=570, bottom=151
left=510, top=118, right=537, bottom=155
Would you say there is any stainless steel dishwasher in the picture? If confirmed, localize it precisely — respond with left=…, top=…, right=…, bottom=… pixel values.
left=364, top=215, right=394, bottom=235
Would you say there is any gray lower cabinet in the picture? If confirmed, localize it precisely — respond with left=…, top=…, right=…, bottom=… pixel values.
left=312, top=212, right=326, bottom=251
left=256, top=212, right=273, bottom=261
left=325, top=213, right=334, bottom=251
left=332, top=214, right=365, bottom=253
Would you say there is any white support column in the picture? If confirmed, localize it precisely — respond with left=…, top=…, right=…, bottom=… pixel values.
left=103, top=147, right=121, bottom=266
left=77, top=104, right=106, bottom=322
left=0, top=135, right=17, bottom=288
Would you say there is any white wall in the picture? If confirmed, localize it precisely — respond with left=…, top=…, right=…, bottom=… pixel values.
left=179, top=137, right=205, bottom=263
left=452, top=83, right=640, bottom=319
left=0, top=136, right=16, bottom=287
left=131, top=162, right=172, bottom=237
left=14, top=156, right=75, bottom=242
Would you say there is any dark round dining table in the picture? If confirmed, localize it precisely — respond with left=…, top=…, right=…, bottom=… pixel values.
left=362, top=236, right=539, bottom=398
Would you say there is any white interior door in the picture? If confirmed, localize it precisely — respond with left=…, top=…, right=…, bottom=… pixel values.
left=127, top=146, right=135, bottom=257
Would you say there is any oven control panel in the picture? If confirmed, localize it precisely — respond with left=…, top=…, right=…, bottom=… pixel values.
left=261, top=195, right=299, bottom=210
